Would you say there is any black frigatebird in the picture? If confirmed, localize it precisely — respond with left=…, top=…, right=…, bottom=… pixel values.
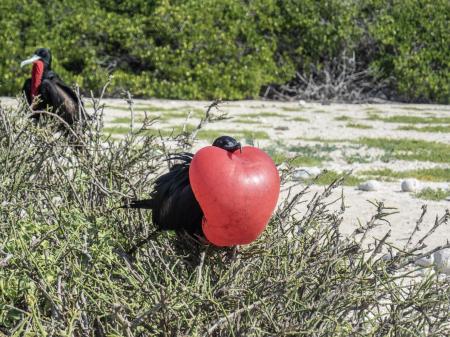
left=122, top=136, right=241, bottom=253
left=21, top=48, right=82, bottom=125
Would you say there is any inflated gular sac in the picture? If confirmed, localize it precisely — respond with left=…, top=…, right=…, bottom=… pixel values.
left=189, top=146, right=280, bottom=246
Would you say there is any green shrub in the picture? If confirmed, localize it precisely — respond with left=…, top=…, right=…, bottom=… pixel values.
left=0, top=0, right=448, bottom=102
left=0, top=0, right=285, bottom=99
left=367, top=0, right=450, bottom=103
left=275, top=0, right=363, bottom=73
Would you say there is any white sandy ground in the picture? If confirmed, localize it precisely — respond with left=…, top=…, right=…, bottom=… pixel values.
left=1, top=96, right=449, bottom=253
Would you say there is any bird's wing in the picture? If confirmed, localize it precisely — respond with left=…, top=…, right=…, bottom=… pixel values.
left=53, top=85, right=78, bottom=120
left=127, top=153, right=204, bottom=235
left=52, top=77, right=80, bottom=106
left=39, top=74, right=82, bottom=124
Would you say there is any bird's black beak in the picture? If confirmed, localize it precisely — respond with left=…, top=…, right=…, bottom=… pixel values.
left=20, top=54, right=41, bottom=68
left=238, top=143, right=242, bottom=153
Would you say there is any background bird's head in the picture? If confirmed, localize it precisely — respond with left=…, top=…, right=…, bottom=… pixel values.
left=20, top=48, right=52, bottom=69
left=212, top=136, right=241, bottom=152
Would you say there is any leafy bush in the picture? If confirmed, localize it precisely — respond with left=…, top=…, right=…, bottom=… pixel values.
left=0, top=98, right=449, bottom=335
left=0, top=0, right=448, bottom=102
left=367, top=0, right=450, bottom=103
left=275, top=0, right=363, bottom=74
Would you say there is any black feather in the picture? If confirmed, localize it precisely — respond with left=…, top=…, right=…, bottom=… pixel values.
left=124, top=153, right=203, bottom=235
left=123, top=137, right=240, bottom=243
left=123, top=199, right=155, bottom=209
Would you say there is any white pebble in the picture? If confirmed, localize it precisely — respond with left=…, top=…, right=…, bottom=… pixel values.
left=298, top=100, right=307, bottom=107
left=434, top=248, right=450, bottom=275
left=358, top=180, right=380, bottom=191
left=308, top=167, right=322, bottom=176
left=401, top=179, right=420, bottom=192
left=292, top=167, right=321, bottom=181
left=381, top=252, right=396, bottom=261
left=415, top=254, right=434, bottom=267
left=292, top=170, right=310, bottom=180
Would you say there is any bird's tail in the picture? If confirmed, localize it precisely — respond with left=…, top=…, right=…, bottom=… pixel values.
left=121, top=199, right=155, bottom=209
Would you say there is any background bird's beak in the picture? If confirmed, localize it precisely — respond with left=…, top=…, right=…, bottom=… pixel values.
left=20, top=54, right=41, bottom=68
left=238, top=143, right=242, bottom=153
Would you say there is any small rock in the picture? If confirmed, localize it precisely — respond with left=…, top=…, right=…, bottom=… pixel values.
left=292, top=169, right=310, bottom=180
left=275, top=126, right=289, bottom=131
left=308, top=167, right=322, bottom=176
left=401, top=179, right=420, bottom=192
left=381, top=252, right=396, bottom=261
left=292, top=167, right=321, bottom=181
left=415, top=254, right=434, bottom=267
left=298, top=100, right=307, bottom=107
left=434, top=248, right=450, bottom=275
left=358, top=180, right=380, bottom=191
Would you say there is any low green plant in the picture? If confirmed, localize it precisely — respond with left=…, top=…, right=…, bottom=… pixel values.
left=280, top=107, right=303, bottom=112
left=312, top=170, right=363, bottom=186
left=289, top=116, right=309, bottom=122
left=240, top=112, right=287, bottom=118
left=346, top=123, right=372, bottom=129
left=289, top=143, right=337, bottom=154
left=232, top=118, right=261, bottom=124
left=397, top=125, right=450, bottom=133
left=360, top=167, right=450, bottom=182
left=264, top=145, right=326, bottom=167
left=367, top=114, right=450, bottom=124
left=344, top=152, right=373, bottom=164
left=334, top=115, right=352, bottom=121
left=415, top=187, right=450, bottom=201
left=296, top=136, right=351, bottom=143
left=359, top=137, right=450, bottom=163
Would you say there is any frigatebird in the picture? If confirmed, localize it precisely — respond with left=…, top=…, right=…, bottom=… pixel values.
left=21, top=48, right=81, bottom=125
left=122, top=136, right=241, bottom=252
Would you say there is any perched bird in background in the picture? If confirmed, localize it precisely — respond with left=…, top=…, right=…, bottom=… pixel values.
left=21, top=48, right=82, bottom=125
left=123, top=135, right=280, bottom=253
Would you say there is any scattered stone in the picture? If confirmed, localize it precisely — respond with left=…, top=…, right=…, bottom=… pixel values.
left=401, top=179, right=420, bottom=192
left=381, top=252, right=396, bottom=261
left=434, top=248, right=450, bottom=275
left=415, top=254, right=434, bottom=267
left=275, top=126, right=289, bottom=131
left=358, top=180, right=380, bottom=191
left=298, top=100, right=307, bottom=107
left=292, top=167, right=321, bottom=180
left=292, top=169, right=310, bottom=180
left=307, top=167, right=322, bottom=176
